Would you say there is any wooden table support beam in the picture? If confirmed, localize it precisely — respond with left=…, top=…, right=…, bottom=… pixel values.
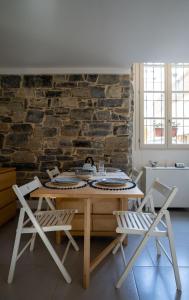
left=90, top=236, right=120, bottom=273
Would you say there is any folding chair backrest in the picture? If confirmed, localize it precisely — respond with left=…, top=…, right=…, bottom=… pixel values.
left=131, top=168, right=143, bottom=184
left=138, top=179, right=178, bottom=213
left=152, top=180, right=178, bottom=212
left=12, top=176, right=41, bottom=211
left=47, top=166, right=60, bottom=179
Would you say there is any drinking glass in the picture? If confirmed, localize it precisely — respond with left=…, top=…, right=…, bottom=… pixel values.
left=98, top=160, right=105, bottom=175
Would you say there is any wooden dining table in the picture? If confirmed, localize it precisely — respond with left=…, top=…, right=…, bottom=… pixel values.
left=31, top=171, right=144, bottom=289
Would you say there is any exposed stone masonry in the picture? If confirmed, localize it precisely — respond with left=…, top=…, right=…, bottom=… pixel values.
left=0, top=74, right=133, bottom=184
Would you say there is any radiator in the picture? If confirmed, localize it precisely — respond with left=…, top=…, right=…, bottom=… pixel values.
left=144, top=167, right=189, bottom=208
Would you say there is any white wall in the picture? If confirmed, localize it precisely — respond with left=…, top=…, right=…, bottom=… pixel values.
left=132, top=65, right=189, bottom=170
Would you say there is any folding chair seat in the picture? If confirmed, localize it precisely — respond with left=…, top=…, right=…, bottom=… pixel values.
left=113, top=179, right=181, bottom=291
left=115, top=211, right=167, bottom=236
left=34, top=209, right=76, bottom=230
left=47, top=166, right=60, bottom=179
left=8, top=176, right=79, bottom=284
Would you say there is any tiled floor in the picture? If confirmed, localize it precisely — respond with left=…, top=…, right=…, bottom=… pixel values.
left=0, top=209, right=189, bottom=300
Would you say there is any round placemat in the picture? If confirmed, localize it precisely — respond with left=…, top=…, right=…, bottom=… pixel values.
left=44, top=180, right=88, bottom=190
left=88, top=179, right=136, bottom=191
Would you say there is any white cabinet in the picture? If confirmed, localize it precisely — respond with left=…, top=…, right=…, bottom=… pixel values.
left=144, top=167, right=189, bottom=208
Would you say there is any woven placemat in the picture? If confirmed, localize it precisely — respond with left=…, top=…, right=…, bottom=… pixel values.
left=88, top=179, right=136, bottom=191
left=44, top=180, right=88, bottom=190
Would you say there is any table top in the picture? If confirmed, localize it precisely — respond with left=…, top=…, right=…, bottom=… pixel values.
left=31, top=171, right=144, bottom=199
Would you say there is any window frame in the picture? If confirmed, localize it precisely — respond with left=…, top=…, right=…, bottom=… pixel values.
left=138, top=63, right=189, bottom=149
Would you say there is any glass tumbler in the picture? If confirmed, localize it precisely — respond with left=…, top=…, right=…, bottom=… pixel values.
left=98, top=160, right=105, bottom=175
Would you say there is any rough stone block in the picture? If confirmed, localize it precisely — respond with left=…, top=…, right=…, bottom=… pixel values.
left=26, top=137, right=42, bottom=150
left=3, top=90, right=16, bottom=97
left=87, top=74, right=98, bottom=82
left=12, top=163, right=37, bottom=171
left=54, top=81, right=77, bottom=88
left=0, top=133, right=4, bottom=148
left=44, top=148, right=63, bottom=155
left=45, top=90, right=62, bottom=97
left=6, top=133, right=28, bottom=147
left=0, top=75, right=21, bottom=88
left=59, top=97, right=78, bottom=107
left=120, top=74, right=130, bottom=86
left=91, top=86, right=105, bottom=98
left=113, top=125, right=129, bottom=136
left=12, top=151, right=36, bottom=163
left=72, top=87, right=90, bottom=98
left=23, top=75, right=52, bottom=88
left=68, top=75, right=84, bottom=81
left=97, top=99, right=123, bottom=107
left=98, top=75, right=119, bottom=84
left=0, top=116, right=12, bottom=123
left=11, top=124, right=33, bottom=134
left=26, top=110, right=44, bottom=123
left=95, top=110, right=111, bottom=121
left=42, top=127, right=57, bottom=137
left=0, top=123, right=9, bottom=132
left=89, top=123, right=112, bottom=130
left=0, top=156, right=10, bottom=162
left=38, top=155, right=56, bottom=161
left=105, top=136, right=129, bottom=150
left=122, top=87, right=130, bottom=98
left=59, top=138, right=72, bottom=147
left=1, top=148, right=15, bottom=154
left=29, top=98, right=48, bottom=108
left=62, top=125, right=80, bottom=136
left=44, top=116, right=62, bottom=127
left=86, top=130, right=111, bottom=137
left=73, top=140, right=91, bottom=147
left=106, top=86, right=122, bottom=98
left=70, top=109, right=93, bottom=120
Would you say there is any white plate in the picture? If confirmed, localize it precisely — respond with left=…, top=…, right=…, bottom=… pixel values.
left=97, top=178, right=127, bottom=186
left=51, top=177, right=81, bottom=184
left=105, top=167, right=122, bottom=173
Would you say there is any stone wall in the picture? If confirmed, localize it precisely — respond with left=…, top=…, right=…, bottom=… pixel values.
left=0, top=74, right=133, bottom=184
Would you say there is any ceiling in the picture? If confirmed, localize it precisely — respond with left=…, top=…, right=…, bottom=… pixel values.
left=0, top=0, right=189, bottom=72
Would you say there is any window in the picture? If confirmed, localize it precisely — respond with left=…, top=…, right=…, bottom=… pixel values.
left=139, top=63, right=189, bottom=148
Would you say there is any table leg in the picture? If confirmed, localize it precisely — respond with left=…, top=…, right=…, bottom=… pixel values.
left=83, top=198, right=91, bottom=289
left=120, top=198, right=128, bottom=246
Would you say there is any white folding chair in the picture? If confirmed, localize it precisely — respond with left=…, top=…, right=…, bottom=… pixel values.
left=47, top=166, right=60, bottom=180
left=8, top=176, right=79, bottom=284
left=113, top=179, right=181, bottom=291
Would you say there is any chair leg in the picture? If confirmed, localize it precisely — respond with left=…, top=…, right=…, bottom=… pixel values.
left=64, top=230, right=79, bottom=251
left=62, top=241, right=71, bottom=264
left=120, top=243, right=127, bottom=267
left=116, top=233, right=151, bottom=289
left=165, top=212, right=182, bottom=291
left=112, top=234, right=126, bottom=255
left=30, top=197, right=43, bottom=252
left=155, top=238, right=161, bottom=256
left=29, top=233, right=37, bottom=252
left=8, top=209, right=25, bottom=284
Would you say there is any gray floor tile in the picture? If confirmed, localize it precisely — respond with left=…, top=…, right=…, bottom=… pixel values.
left=0, top=264, right=58, bottom=300
left=133, top=266, right=188, bottom=300
left=52, top=257, right=139, bottom=300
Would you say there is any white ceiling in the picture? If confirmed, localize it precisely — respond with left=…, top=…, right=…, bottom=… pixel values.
left=0, top=0, right=189, bottom=72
